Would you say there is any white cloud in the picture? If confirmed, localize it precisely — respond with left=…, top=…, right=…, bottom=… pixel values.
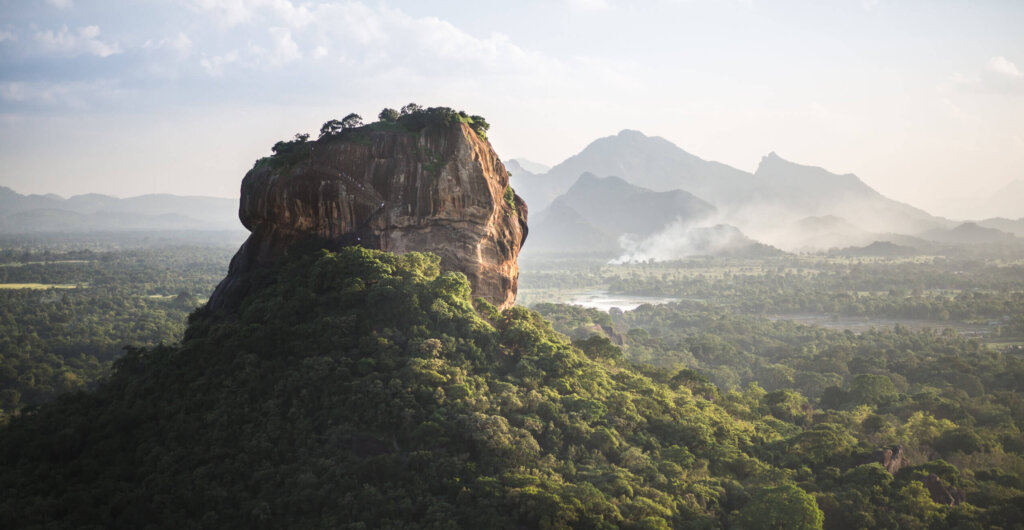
left=268, top=0, right=315, bottom=27
left=264, top=26, right=301, bottom=65
left=944, top=57, right=1024, bottom=96
left=179, top=1, right=560, bottom=79
left=141, top=33, right=194, bottom=78
left=33, top=25, right=120, bottom=57
left=145, top=32, right=192, bottom=55
left=988, top=56, right=1022, bottom=79
left=45, top=0, right=74, bottom=8
left=183, top=0, right=313, bottom=28
left=0, top=80, right=122, bottom=108
left=200, top=50, right=239, bottom=76
left=566, top=0, right=611, bottom=10
left=185, top=0, right=256, bottom=27
left=0, top=29, right=15, bottom=43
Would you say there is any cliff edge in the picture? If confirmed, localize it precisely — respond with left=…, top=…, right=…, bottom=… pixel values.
left=209, top=111, right=528, bottom=311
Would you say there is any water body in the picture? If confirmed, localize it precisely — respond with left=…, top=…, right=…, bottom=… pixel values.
left=565, top=290, right=678, bottom=312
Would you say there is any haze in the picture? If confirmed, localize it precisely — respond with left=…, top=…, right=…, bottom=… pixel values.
left=1, top=0, right=1022, bottom=220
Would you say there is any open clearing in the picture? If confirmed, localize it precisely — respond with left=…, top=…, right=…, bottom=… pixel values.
left=0, top=283, right=80, bottom=289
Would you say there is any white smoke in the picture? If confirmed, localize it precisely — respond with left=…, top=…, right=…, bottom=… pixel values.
left=611, top=217, right=754, bottom=263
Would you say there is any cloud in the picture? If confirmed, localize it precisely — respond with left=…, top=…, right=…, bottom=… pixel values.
left=183, top=0, right=314, bottom=28
left=33, top=25, right=120, bottom=57
left=0, top=80, right=123, bottom=108
left=251, top=27, right=301, bottom=66
left=199, top=50, right=239, bottom=76
left=145, top=32, right=193, bottom=55
left=945, top=56, right=1024, bottom=96
left=184, top=0, right=257, bottom=27
left=988, top=56, right=1022, bottom=79
left=179, top=1, right=558, bottom=79
left=45, top=0, right=74, bottom=8
left=0, top=29, right=15, bottom=43
left=566, top=0, right=611, bottom=10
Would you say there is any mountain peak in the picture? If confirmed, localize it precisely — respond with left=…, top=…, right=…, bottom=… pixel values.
left=756, top=152, right=858, bottom=181
left=616, top=129, right=648, bottom=139
left=505, top=158, right=550, bottom=175
left=568, top=172, right=636, bottom=193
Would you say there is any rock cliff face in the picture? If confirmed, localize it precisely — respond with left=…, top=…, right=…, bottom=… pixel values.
left=209, top=121, right=528, bottom=311
left=873, top=444, right=908, bottom=474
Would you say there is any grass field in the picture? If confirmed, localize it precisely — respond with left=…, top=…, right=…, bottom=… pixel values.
left=0, top=283, right=81, bottom=289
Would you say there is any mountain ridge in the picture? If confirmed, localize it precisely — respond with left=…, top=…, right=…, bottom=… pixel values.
left=0, top=186, right=241, bottom=232
left=510, top=130, right=955, bottom=252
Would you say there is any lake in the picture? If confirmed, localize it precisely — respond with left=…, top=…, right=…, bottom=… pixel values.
left=562, top=290, right=679, bottom=312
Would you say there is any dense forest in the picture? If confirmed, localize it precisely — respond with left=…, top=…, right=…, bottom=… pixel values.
left=2, top=247, right=1022, bottom=528
left=0, top=241, right=234, bottom=415
left=520, top=256, right=1024, bottom=340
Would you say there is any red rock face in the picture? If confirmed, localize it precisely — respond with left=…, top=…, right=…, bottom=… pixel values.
left=209, top=122, right=528, bottom=311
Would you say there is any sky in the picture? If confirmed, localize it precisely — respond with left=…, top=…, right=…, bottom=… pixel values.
left=0, top=0, right=1022, bottom=219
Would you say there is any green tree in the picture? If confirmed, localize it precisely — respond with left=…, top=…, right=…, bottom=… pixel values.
left=734, top=484, right=824, bottom=530
left=341, top=113, right=363, bottom=129
left=848, top=374, right=898, bottom=406
left=378, top=108, right=399, bottom=122
left=319, top=119, right=343, bottom=138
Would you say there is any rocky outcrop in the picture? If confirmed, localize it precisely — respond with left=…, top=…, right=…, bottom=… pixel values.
left=208, top=121, right=528, bottom=311
left=925, top=474, right=966, bottom=506
left=873, top=444, right=908, bottom=474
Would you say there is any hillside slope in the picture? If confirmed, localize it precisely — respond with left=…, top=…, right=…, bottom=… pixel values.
left=0, top=248, right=811, bottom=528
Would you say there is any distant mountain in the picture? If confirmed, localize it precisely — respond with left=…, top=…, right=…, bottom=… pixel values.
left=505, top=158, right=550, bottom=175
left=0, top=186, right=240, bottom=232
left=976, top=217, right=1024, bottom=237
left=974, top=180, right=1024, bottom=220
left=525, top=200, right=619, bottom=254
left=0, top=208, right=209, bottom=233
left=512, top=130, right=756, bottom=211
left=921, top=222, right=1021, bottom=245
left=511, top=130, right=955, bottom=252
left=558, top=173, right=716, bottom=236
left=749, top=153, right=948, bottom=236
left=783, top=215, right=873, bottom=251
left=525, top=173, right=716, bottom=255
left=830, top=241, right=919, bottom=257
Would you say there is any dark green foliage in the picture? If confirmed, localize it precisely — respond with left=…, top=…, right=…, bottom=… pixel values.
left=257, top=132, right=313, bottom=169
left=530, top=256, right=1024, bottom=528
left=5, top=246, right=1024, bottom=527
left=0, top=247, right=811, bottom=529
left=0, top=245, right=231, bottom=416
left=341, top=113, right=363, bottom=129
left=319, top=119, right=343, bottom=138
left=378, top=107, right=399, bottom=122
left=734, top=484, right=824, bottom=529
left=266, top=104, right=492, bottom=172
left=469, top=114, right=490, bottom=139
left=504, top=185, right=516, bottom=211
left=400, top=102, right=422, bottom=115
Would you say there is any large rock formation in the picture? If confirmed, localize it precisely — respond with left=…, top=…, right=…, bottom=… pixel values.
left=209, top=120, right=528, bottom=311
